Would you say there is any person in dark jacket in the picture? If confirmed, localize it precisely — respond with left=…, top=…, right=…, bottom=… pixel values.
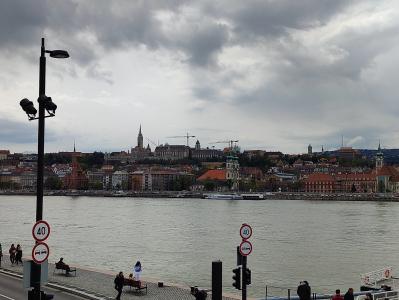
left=114, top=271, right=124, bottom=300
left=297, top=281, right=311, bottom=300
left=344, top=288, right=354, bottom=300
left=15, top=244, right=23, bottom=265
left=9, top=244, right=16, bottom=264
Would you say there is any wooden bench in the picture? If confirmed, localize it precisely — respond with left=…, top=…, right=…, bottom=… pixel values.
left=53, top=262, right=77, bottom=276
left=123, top=278, right=147, bottom=294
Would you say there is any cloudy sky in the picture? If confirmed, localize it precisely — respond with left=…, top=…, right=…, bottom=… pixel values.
left=1, top=0, right=399, bottom=154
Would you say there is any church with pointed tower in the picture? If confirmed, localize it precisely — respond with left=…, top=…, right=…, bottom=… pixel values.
left=63, top=142, right=88, bottom=190
left=375, top=142, right=399, bottom=193
left=131, top=125, right=152, bottom=160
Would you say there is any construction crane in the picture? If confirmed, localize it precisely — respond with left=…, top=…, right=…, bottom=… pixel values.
left=167, top=132, right=196, bottom=147
left=146, top=137, right=158, bottom=147
left=210, top=140, right=239, bottom=150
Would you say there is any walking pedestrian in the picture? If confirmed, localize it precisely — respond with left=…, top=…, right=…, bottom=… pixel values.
left=114, top=271, right=124, bottom=300
left=15, top=244, right=23, bottom=265
left=9, top=244, right=16, bottom=265
left=332, top=289, right=344, bottom=300
left=344, top=288, right=354, bottom=300
left=297, top=281, right=311, bottom=300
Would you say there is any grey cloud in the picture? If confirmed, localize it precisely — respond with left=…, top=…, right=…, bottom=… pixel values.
left=178, top=23, right=229, bottom=66
left=0, top=116, right=58, bottom=145
left=86, top=63, right=114, bottom=85
left=0, top=118, right=38, bottom=144
left=202, top=0, right=351, bottom=40
left=0, top=0, right=354, bottom=70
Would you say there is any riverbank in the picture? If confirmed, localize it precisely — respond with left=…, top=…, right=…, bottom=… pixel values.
left=1, top=190, right=399, bottom=201
left=0, top=255, right=242, bottom=300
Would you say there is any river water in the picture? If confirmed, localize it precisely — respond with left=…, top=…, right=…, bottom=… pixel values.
left=1, top=195, right=399, bottom=299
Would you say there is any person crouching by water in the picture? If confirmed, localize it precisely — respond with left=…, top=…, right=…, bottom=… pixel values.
left=133, top=261, right=142, bottom=281
left=114, top=271, right=124, bottom=300
left=297, top=281, right=311, bottom=300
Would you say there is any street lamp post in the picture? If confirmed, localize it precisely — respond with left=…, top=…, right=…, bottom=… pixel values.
left=20, top=38, right=69, bottom=300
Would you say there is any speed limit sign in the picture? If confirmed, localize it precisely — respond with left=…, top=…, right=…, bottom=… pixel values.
left=32, top=220, right=51, bottom=242
left=240, top=223, right=252, bottom=240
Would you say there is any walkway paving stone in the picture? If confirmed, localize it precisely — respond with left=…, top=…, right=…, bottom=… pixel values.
left=0, top=255, right=240, bottom=300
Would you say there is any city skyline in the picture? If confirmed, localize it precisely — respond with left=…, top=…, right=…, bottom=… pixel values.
left=1, top=1, right=399, bottom=153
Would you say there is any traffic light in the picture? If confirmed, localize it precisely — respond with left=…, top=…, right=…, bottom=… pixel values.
left=232, top=267, right=241, bottom=290
left=244, top=268, right=251, bottom=285
left=41, top=291, right=54, bottom=300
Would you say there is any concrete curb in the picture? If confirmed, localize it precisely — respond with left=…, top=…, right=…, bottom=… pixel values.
left=0, top=268, right=110, bottom=300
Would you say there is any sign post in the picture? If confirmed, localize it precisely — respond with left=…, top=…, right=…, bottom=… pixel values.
left=233, top=223, right=253, bottom=300
left=29, top=220, right=51, bottom=299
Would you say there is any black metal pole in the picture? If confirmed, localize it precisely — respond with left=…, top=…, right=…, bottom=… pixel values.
left=242, top=255, right=247, bottom=300
left=212, top=260, right=222, bottom=300
left=32, top=37, right=46, bottom=300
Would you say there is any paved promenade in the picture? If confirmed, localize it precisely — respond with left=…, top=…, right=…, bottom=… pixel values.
left=0, top=255, right=241, bottom=300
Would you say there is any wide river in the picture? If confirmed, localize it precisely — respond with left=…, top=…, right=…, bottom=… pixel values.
left=1, top=195, right=399, bottom=299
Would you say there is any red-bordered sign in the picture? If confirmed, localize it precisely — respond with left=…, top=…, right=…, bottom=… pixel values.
left=32, top=220, right=51, bottom=242
left=32, top=242, right=49, bottom=264
left=239, top=240, right=253, bottom=256
left=240, top=223, right=252, bottom=240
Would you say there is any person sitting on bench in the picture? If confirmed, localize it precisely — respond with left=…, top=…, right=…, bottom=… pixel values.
left=56, top=257, right=71, bottom=274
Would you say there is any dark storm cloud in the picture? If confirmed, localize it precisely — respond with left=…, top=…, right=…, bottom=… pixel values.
left=0, top=0, right=355, bottom=68
left=203, top=0, right=351, bottom=39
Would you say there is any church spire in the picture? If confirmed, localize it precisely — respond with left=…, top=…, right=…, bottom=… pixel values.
left=137, top=125, right=144, bottom=149
left=73, top=140, right=76, bottom=152
left=376, top=141, right=384, bottom=170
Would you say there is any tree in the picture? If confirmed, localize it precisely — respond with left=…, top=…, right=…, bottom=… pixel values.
left=204, top=181, right=215, bottom=191
left=44, top=176, right=63, bottom=190
left=89, top=181, right=103, bottom=190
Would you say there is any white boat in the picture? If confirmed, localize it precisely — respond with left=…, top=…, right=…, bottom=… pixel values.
left=241, top=193, right=264, bottom=200
left=204, top=193, right=243, bottom=200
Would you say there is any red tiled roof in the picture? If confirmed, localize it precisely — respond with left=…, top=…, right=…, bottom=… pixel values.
left=376, top=166, right=399, bottom=181
left=197, top=169, right=226, bottom=181
left=335, top=173, right=376, bottom=181
left=305, top=173, right=334, bottom=183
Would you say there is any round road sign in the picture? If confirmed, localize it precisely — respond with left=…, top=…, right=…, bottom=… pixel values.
left=32, top=242, right=49, bottom=264
left=240, top=223, right=252, bottom=240
left=239, top=240, right=253, bottom=256
left=32, top=220, right=50, bottom=242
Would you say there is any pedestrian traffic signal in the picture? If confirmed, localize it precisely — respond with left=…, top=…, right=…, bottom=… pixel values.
left=41, top=291, right=54, bottom=300
left=232, top=267, right=241, bottom=290
left=244, top=268, right=251, bottom=285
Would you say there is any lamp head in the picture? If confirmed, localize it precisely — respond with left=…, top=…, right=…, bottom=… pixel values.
left=39, top=95, right=57, bottom=115
left=20, top=98, right=37, bottom=118
left=48, top=50, right=69, bottom=59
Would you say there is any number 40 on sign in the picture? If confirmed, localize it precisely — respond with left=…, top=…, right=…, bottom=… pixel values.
left=32, top=220, right=51, bottom=242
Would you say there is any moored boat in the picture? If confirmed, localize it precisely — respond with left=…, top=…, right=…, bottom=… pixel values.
left=204, top=193, right=243, bottom=200
left=241, top=193, right=264, bottom=200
